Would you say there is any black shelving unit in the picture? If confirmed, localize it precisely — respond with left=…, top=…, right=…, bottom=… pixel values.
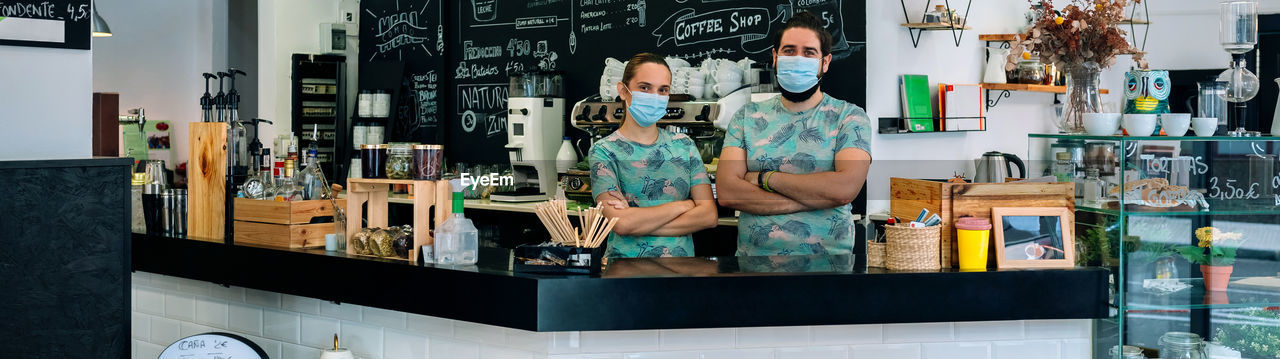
left=291, top=53, right=347, bottom=183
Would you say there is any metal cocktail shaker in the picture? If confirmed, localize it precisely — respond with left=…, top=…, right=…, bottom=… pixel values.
left=141, top=160, right=168, bottom=236
left=160, top=190, right=174, bottom=235
left=170, top=189, right=187, bottom=236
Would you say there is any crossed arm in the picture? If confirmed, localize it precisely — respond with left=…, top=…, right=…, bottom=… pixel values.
left=715, top=146, right=871, bottom=215
left=597, top=183, right=718, bottom=237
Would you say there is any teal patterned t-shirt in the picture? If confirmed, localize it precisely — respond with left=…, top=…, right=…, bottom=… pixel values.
left=589, top=129, right=711, bottom=258
left=723, top=94, right=872, bottom=256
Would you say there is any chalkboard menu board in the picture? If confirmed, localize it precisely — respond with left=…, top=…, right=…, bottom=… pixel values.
left=0, top=0, right=92, bottom=50
left=358, top=0, right=446, bottom=143
left=449, top=0, right=865, bottom=163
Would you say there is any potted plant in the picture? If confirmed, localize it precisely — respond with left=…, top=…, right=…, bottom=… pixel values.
left=1177, top=227, right=1245, bottom=291
left=1009, top=0, right=1148, bottom=133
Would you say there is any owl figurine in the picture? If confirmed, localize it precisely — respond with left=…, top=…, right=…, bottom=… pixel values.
left=1124, top=69, right=1172, bottom=114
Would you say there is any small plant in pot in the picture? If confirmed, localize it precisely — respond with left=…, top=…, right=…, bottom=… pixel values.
left=1177, top=227, right=1245, bottom=291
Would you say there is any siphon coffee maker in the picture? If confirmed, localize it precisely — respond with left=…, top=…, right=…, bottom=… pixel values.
left=1217, top=1, right=1259, bottom=135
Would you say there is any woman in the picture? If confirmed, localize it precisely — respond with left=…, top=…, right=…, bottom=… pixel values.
left=589, top=53, right=718, bottom=258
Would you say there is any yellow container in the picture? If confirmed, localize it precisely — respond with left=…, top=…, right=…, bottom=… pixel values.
left=955, top=217, right=992, bottom=270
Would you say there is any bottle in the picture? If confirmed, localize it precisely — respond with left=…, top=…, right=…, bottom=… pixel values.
left=241, top=149, right=275, bottom=199
left=435, top=179, right=478, bottom=265
left=305, top=124, right=320, bottom=161
left=1080, top=168, right=1107, bottom=207
left=1052, top=152, right=1076, bottom=182
left=298, top=151, right=328, bottom=200
left=276, top=160, right=304, bottom=201
left=556, top=137, right=577, bottom=174
left=286, top=132, right=299, bottom=163
left=298, top=126, right=327, bottom=199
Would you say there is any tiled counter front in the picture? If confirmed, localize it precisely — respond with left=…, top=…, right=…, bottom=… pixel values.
left=132, top=272, right=1092, bottom=359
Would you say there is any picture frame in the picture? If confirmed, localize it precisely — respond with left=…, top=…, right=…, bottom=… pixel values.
left=992, top=207, right=1075, bottom=269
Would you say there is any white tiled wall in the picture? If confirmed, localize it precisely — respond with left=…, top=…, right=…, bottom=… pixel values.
left=132, top=272, right=1093, bottom=359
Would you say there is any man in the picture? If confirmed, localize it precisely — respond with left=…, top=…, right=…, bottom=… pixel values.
left=716, top=12, right=872, bottom=256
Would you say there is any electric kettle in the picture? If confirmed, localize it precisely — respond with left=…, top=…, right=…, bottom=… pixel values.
left=973, top=151, right=1026, bottom=183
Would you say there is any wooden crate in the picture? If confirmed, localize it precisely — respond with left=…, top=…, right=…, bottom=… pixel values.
left=232, top=198, right=345, bottom=249
left=345, top=178, right=452, bottom=263
left=890, top=178, right=1075, bottom=268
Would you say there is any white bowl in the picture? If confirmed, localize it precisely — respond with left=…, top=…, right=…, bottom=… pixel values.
left=1160, top=113, right=1192, bottom=137
left=1193, top=117, right=1218, bottom=136
left=1123, top=114, right=1158, bottom=137
left=1083, top=113, right=1122, bottom=136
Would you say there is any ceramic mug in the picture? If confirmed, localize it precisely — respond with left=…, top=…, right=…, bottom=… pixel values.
left=1160, top=113, right=1192, bottom=137
left=1123, top=114, right=1158, bottom=137
left=1083, top=113, right=1122, bottom=136
left=1193, top=117, right=1218, bottom=136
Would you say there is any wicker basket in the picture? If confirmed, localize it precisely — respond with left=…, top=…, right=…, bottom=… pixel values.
left=884, top=225, right=941, bottom=271
left=867, top=240, right=886, bottom=268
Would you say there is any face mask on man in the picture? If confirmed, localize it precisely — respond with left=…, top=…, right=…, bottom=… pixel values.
left=776, top=55, right=823, bottom=102
left=621, top=85, right=669, bottom=127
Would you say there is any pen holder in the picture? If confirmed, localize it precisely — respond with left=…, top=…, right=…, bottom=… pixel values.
left=884, top=224, right=942, bottom=271
left=867, top=240, right=886, bottom=268
left=513, top=245, right=606, bottom=275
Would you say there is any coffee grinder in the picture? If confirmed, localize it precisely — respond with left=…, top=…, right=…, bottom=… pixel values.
left=491, top=71, right=565, bottom=202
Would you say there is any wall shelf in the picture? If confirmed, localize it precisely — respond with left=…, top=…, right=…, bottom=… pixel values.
left=981, top=83, right=1110, bottom=94
left=899, top=0, right=973, bottom=48
left=878, top=117, right=986, bottom=134
left=978, top=34, right=1019, bottom=42
left=901, top=23, right=972, bottom=31
left=980, top=83, right=1110, bottom=110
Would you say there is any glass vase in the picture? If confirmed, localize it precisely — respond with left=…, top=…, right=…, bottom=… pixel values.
left=1059, top=63, right=1102, bottom=134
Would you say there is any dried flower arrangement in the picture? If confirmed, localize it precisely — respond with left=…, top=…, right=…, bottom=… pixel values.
left=1006, top=0, right=1148, bottom=71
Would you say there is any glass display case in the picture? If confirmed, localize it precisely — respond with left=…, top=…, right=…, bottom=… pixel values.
left=1028, top=134, right=1280, bottom=359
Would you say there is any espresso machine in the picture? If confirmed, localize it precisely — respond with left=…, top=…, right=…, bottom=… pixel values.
left=571, top=94, right=724, bottom=162
left=491, top=71, right=566, bottom=202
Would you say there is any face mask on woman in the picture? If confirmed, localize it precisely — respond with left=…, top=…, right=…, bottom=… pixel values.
left=622, top=85, right=669, bottom=127
left=776, top=55, right=823, bottom=102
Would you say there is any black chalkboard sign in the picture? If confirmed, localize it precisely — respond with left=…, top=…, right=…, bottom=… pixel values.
left=449, top=0, right=865, bottom=163
left=359, top=0, right=446, bottom=144
left=0, top=0, right=93, bottom=50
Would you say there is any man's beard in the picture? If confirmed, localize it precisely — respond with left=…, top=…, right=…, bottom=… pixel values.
left=779, top=75, right=823, bottom=103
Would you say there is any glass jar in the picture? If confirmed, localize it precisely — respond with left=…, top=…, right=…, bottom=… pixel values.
left=1081, top=168, right=1107, bottom=206
left=923, top=5, right=946, bottom=23
left=1014, top=58, right=1045, bottom=84
left=361, top=144, right=388, bottom=178
left=1110, top=345, right=1146, bottom=359
left=1159, top=332, right=1206, bottom=359
left=386, top=143, right=413, bottom=180
left=412, top=144, right=444, bottom=180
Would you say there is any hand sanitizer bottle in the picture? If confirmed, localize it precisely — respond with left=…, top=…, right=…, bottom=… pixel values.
left=435, top=179, right=478, bottom=265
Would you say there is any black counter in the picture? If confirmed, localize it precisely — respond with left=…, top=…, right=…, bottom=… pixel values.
left=133, top=233, right=1110, bottom=332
